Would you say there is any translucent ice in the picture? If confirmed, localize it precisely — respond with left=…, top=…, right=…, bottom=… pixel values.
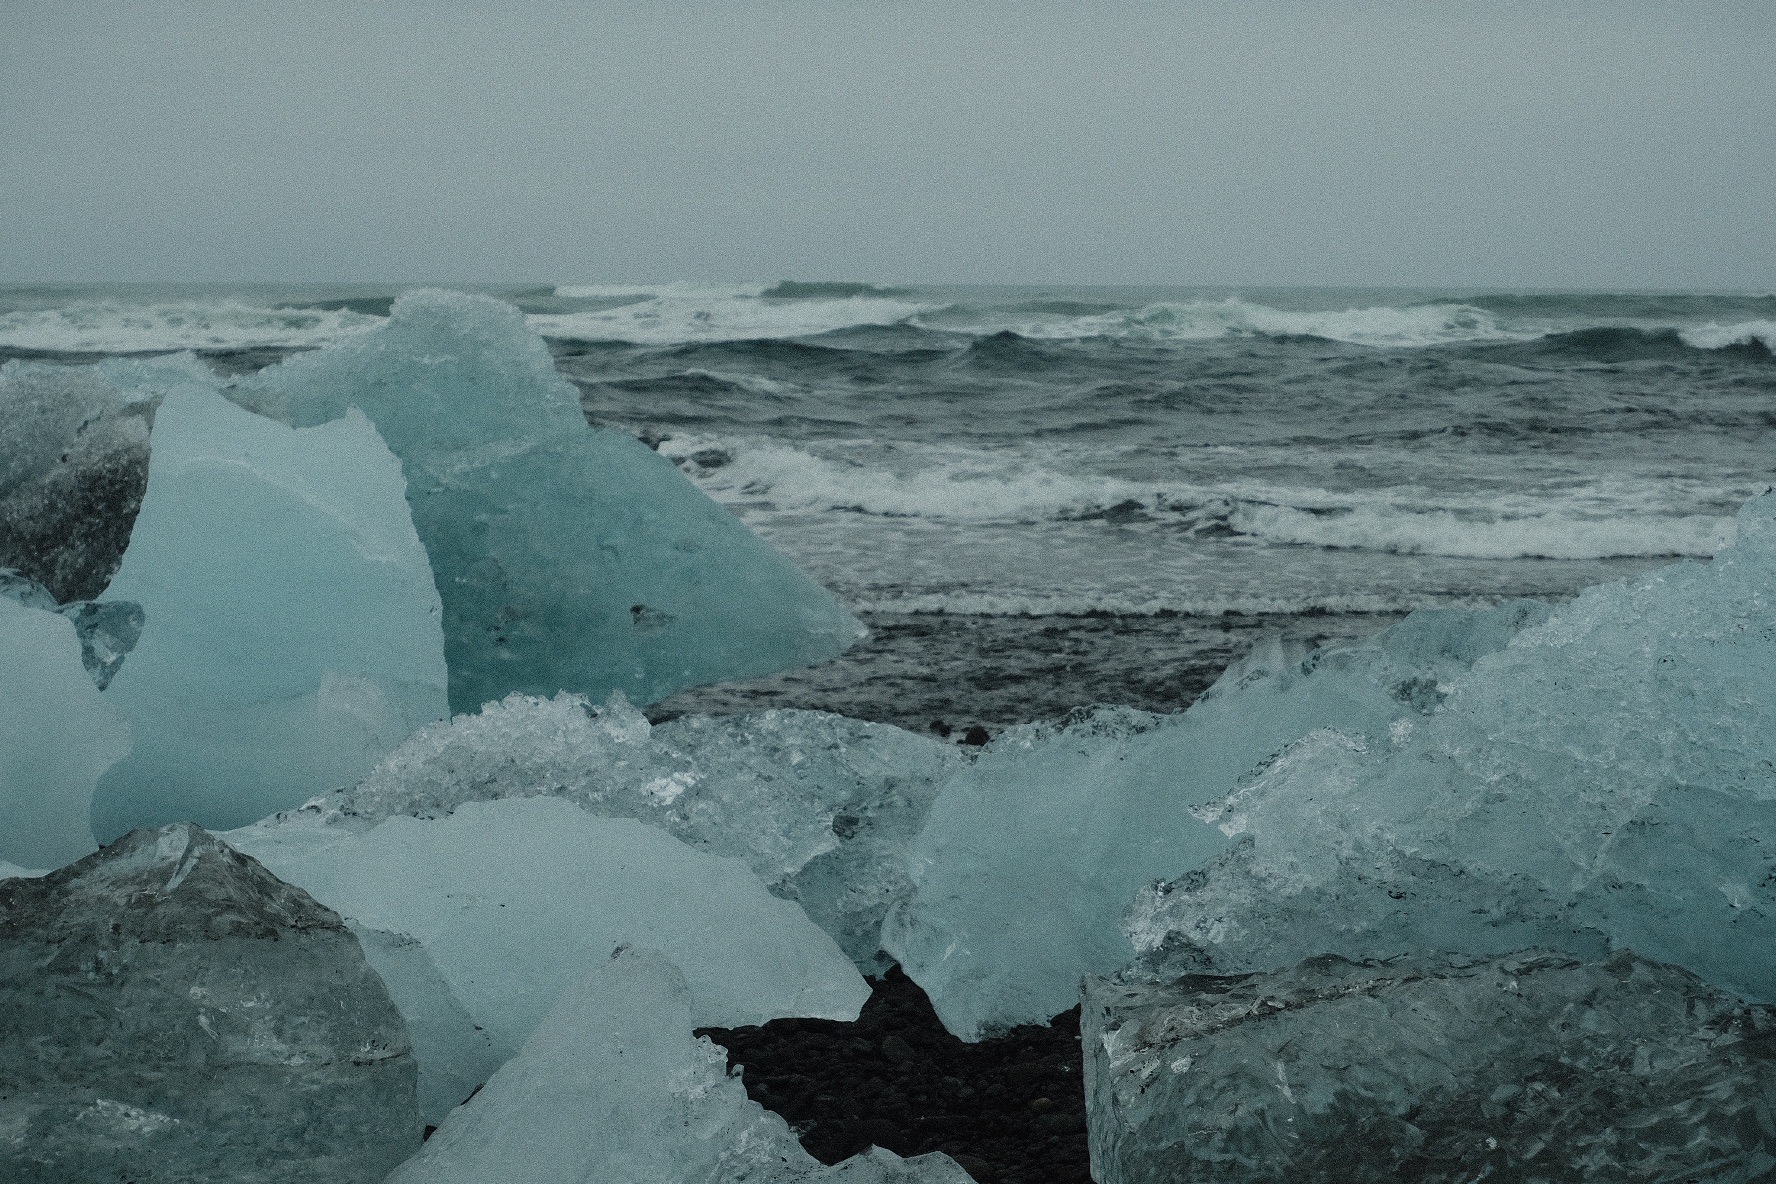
left=0, top=595, right=130, bottom=869
left=388, top=946, right=973, bottom=1184
left=226, top=796, right=870, bottom=1080
left=90, top=383, right=447, bottom=838
left=0, top=360, right=152, bottom=601
left=1083, top=951, right=1776, bottom=1184
left=882, top=709, right=1231, bottom=1041
left=882, top=599, right=1553, bottom=1040
left=327, top=690, right=962, bottom=970
left=0, top=823, right=420, bottom=1184
left=243, top=290, right=864, bottom=712
left=1128, top=493, right=1776, bottom=1001
left=2, top=568, right=144, bottom=689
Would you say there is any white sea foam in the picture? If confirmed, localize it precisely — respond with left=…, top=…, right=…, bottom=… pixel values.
left=0, top=302, right=384, bottom=353
left=1679, top=320, right=1776, bottom=351
left=533, top=282, right=937, bottom=344
left=659, top=434, right=1741, bottom=561
left=988, top=298, right=1524, bottom=349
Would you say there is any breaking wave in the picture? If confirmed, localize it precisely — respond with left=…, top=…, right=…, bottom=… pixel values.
left=983, top=298, right=1522, bottom=349
left=659, top=435, right=1740, bottom=561
left=1679, top=320, right=1776, bottom=352
left=536, top=282, right=939, bottom=344
left=0, top=301, right=385, bottom=353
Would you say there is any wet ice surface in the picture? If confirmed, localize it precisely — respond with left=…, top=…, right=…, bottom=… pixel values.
left=243, top=290, right=864, bottom=714
left=1127, top=495, right=1776, bottom=1002
left=90, top=380, right=448, bottom=839
left=1084, top=951, right=1776, bottom=1184
left=0, top=824, right=419, bottom=1184
left=0, top=594, right=130, bottom=868
left=391, top=947, right=972, bottom=1184
left=0, top=360, right=150, bottom=601
left=226, top=795, right=869, bottom=1113
left=331, top=691, right=962, bottom=971
left=885, top=598, right=1549, bottom=1041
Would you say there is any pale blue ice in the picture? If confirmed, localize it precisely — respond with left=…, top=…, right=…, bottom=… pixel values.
left=90, top=383, right=447, bottom=838
left=242, top=290, right=863, bottom=713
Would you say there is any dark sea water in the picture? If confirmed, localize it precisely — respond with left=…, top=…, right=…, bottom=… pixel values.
left=5, top=282, right=1773, bottom=732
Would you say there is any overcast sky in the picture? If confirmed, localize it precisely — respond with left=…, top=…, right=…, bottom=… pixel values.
left=3, top=1, right=1771, bottom=288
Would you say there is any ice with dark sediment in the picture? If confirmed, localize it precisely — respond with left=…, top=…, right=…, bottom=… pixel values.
left=1127, top=493, right=1776, bottom=1002
left=239, top=289, right=864, bottom=713
left=225, top=795, right=870, bottom=1102
left=89, top=381, right=448, bottom=839
left=324, top=689, right=962, bottom=971
left=1083, top=950, right=1776, bottom=1184
left=387, top=946, right=974, bottom=1184
left=0, top=594, right=131, bottom=869
left=883, top=597, right=1549, bottom=1040
left=0, top=823, right=420, bottom=1184
left=0, top=359, right=152, bottom=602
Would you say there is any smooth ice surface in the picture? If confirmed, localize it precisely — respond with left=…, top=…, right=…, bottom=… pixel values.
left=352, top=924, right=504, bottom=1125
left=882, top=598, right=1553, bottom=1039
left=0, top=360, right=152, bottom=601
left=336, top=691, right=961, bottom=969
left=243, top=290, right=863, bottom=712
left=1084, top=951, right=1776, bottom=1183
left=1128, top=493, right=1776, bottom=1001
left=0, top=824, right=420, bottom=1184
left=388, top=947, right=973, bottom=1184
left=883, top=710, right=1231, bottom=1041
left=91, top=383, right=447, bottom=838
left=0, top=595, right=130, bottom=868
left=226, top=796, right=869, bottom=1072
left=2, top=568, right=144, bottom=689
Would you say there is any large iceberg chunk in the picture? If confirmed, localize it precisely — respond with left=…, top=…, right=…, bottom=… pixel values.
left=388, top=947, right=972, bottom=1184
left=3, top=567, right=144, bottom=689
left=1129, top=493, right=1776, bottom=1001
left=882, top=709, right=1230, bottom=1041
left=335, top=691, right=961, bottom=969
left=0, top=595, right=130, bottom=869
left=90, top=383, right=448, bottom=838
left=0, top=360, right=151, bottom=601
left=226, top=796, right=870, bottom=1100
left=242, top=290, right=864, bottom=712
left=881, top=597, right=1559, bottom=1040
left=1083, top=950, right=1776, bottom=1184
left=0, top=823, right=420, bottom=1184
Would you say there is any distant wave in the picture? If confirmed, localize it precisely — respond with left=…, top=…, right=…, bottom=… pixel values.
left=0, top=301, right=384, bottom=353
left=1678, top=320, right=1776, bottom=352
left=659, top=434, right=1740, bottom=560
left=535, top=282, right=939, bottom=344
left=987, top=297, right=1523, bottom=349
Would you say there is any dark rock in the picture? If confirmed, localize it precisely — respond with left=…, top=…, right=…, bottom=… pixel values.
left=701, top=965, right=1091, bottom=1184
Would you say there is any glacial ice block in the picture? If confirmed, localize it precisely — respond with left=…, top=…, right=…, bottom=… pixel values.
left=0, top=595, right=130, bottom=869
left=1127, top=493, right=1776, bottom=1001
left=0, top=360, right=152, bottom=601
left=241, top=289, right=863, bottom=712
left=882, top=709, right=1231, bottom=1041
left=226, top=795, right=870, bottom=1070
left=0, top=824, right=420, bottom=1184
left=336, top=690, right=961, bottom=969
left=89, top=384, right=447, bottom=838
left=1083, top=951, right=1776, bottom=1184
left=387, top=947, right=973, bottom=1184
left=3, top=568, right=145, bottom=689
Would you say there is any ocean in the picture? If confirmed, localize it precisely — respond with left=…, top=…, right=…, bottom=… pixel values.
left=5, top=281, right=1773, bottom=733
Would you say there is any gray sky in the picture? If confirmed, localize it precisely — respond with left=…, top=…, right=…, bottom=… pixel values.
left=3, top=1, right=1771, bottom=288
